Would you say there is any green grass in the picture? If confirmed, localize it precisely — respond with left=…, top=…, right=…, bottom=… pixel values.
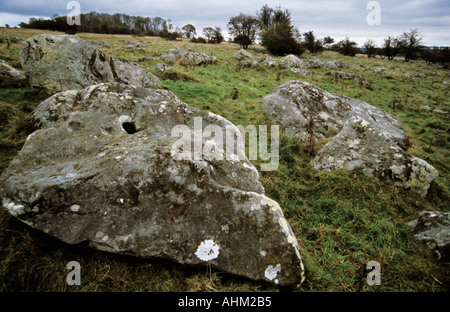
left=0, top=28, right=449, bottom=292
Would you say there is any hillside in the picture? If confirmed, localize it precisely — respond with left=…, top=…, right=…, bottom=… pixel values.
left=0, top=28, right=449, bottom=292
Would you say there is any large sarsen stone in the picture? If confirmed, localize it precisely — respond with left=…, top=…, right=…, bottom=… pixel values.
left=263, top=80, right=438, bottom=197
left=20, top=34, right=161, bottom=94
left=0, top=83, right=304, bottom=287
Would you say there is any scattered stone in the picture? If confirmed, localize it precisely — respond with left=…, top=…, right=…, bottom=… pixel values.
left=263, top=80, right=437, bottom=196
left=290, top=68, right=313, bottom=78
left=234, top=49, right=257, bottom=68
left=0, top=59, right=27, bottom=87
left=89, top=40, right=109, bottom=48
left=425, top=71, right=439, bottom=77
left=0, top=82, right=305, bottom=287
left=408, top=211, right=450, bottom=261
left=324, top=60, right=349, bottom=69
left=278, top=55, right=303, bottom=69
left=151, top=63, right=176, bottom=72
left=366, top=67, right=390, bottom=76
left=136, top=57, right=159, bottom=62
left=331, top=70, right=371, bottom=88
left=279, top=55, right=322, bottom=69
left=158, top=48, right=216, bottom=66
left=311, top=119, right=438, bottom=197
left=258, top=56, right=276, bottom=68
left=20, top=34, right=161, bottom=94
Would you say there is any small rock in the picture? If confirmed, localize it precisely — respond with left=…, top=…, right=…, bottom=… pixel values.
left=408, top=211, right=450, bottom=261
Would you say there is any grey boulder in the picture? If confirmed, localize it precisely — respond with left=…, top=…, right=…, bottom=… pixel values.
left=0, top=59, right=27, bottom=87
left=310, top=119, right=438, bottom=197
left=0, top=83, right=304, bottom=287
left=263, top=80, right=438, bottom=196
left=408, top=211, right=450, bottom=261
left=234, top=49, right=257, bottom=67
left=158, top=48, right=216, bottom=66
left=19, top=34, right=161, bottom=94
left=279, top=55, right=323, bottom=69
left=290, top=68, right=313, bottom=78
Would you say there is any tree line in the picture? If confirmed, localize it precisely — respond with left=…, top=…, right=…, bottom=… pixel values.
left=18, top=6, right=449, bottom=66
left=226, top=5, right=448, bottom=66
left=20, top=12, right=179, bottom=38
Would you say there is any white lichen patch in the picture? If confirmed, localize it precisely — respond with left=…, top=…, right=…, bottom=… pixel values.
left=278, top=217, right=289, bottom=231
left=3, top=198, right=26, bottom=217
left=158, top=101, right=167, bottom=113
left=187, top=183, right=203, bottom=195
left=70, top=204, right=81, bottom=212
left=221, top=224, right=229, bottom=233
left=261, top=195, right=282, bottom=213
left=195, top=239, right=220, bottom=262
left=264, top=264, right=281, bottom=281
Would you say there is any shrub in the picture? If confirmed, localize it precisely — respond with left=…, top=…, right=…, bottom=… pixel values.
left=190, top=37, right=207, bottom=44
left=257, top=5, right=304, bottom=56
left=333, top=37, right=360, bottom=56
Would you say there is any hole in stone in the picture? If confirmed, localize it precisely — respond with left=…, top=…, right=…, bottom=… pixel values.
left=122, top=122, right=137, bottom=134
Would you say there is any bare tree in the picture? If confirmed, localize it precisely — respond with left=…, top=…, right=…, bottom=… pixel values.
left=182, top=24, right=196, bottom=39
left=398, top=29, right=423, bottom=62
left=228, top=13, right=260, bottom=49
left=363, top=39, right=378, bottom=58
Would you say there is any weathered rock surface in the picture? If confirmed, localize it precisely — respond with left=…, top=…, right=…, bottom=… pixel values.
left=311, top=119, right=438, bottom=196
left=234, top=49, right=257, bottom=68
left=279, top=55, right=322, bottom=69
left=408, top=211, right=450, bottom=261
left=279, top=55, right=347, bottom=70
left=158, top=48, right=216, bottom=66
left=331, top=70, right=371, bottom=88
left=151, top=63, right=176, bottom=72
left=290, top=68, right=313, bottom=78
left=0, top=82, right=304, bottom=287
left=19, top=34, right=161, bottom=94
left=324, top=60, right=349, bottom=69
left=0, top=59, right=27, bottom=87
left=263, top=80, right=438, bottom=196
left=366, top=67, right=390, bottom=76
left=258, top=56, right=276, bottom=68
left=263, top=81, right=407, bottom=146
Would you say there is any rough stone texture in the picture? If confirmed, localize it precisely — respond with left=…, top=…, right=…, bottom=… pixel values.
left=263, top=80, right=438, bottom=196
left=19, top=34, right=161, bottom=94
left=408, top=211, right=450, bottom=261
left=331, top=70, right=371, bottom=88
left=151, top=63, right=176, bottom=72
left=324, top=60, right=349, bottom=69
left=234, top=49, right=257, bottom=68
left=263, top=80, right=407, bottom=147
left=310, top=119, right=438, bottom=196
left=366, top=67, right=390, bottom=76
left=258, top=56, right=276, bottom=68
left=158, top=48, right=217, bottom=66
left=279, top=55, right=323, bottom=69
left=0, top=82, right=304, bottom=287
left=0, top=59, right=28, bottom=87
left=290, top=68, right=313, bottom=78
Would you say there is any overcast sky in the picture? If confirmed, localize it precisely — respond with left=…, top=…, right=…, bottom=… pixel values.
left=0, top=0, right=449, bottom=46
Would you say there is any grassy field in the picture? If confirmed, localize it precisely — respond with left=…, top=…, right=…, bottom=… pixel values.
left=0, top=28, right=449, bottom=292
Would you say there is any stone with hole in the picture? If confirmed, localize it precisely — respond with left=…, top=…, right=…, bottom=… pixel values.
left=0, top=82, right=305, bottom=287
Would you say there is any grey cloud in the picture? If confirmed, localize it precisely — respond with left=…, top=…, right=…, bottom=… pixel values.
left=0, top=0, right=448, bottom=46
